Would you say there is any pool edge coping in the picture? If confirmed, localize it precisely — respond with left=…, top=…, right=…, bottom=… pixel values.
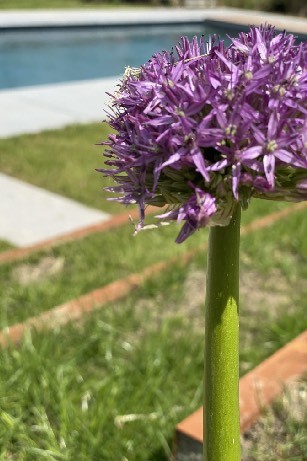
left=0, top=8, right=306, bottom=37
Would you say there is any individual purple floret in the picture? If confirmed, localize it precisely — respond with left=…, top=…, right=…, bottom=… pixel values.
left=99, top=25, right=307, bottom=242
left=157, top=185, right=217, bottom=243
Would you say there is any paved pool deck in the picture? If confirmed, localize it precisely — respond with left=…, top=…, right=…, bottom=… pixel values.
left=0, top=7, right=306, bottom=34
left=0, top=7, right=306, bottom=138
left=0, top=7, right=306, bottom=248
left=0, top=77, right=119, bottom=138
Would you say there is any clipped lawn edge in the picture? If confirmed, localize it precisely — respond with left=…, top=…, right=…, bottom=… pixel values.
left=0, top=251, right=199, bottom=348
left=1, top=201, right=306, bottom=265
left=0, top=202, right=306, bottom=348
left=174, top=330, right=307, bottom=458
left=0, top=206, right=158, bottom=265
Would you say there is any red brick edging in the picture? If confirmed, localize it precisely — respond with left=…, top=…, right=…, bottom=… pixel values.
left=2, top=202, right=306, bottom=266
left=1, top=202, right=306, bottom=266
left=0, top=259, right=165, bottom=347
left=0, top=206, right=158, bottom=265
left=0, top=202, right=306, bottom=348
left=175, top=330, right=307, bottom=447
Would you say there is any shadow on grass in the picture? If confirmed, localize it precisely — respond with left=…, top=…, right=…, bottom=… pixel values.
left=148, top=447, right=170, bottom=461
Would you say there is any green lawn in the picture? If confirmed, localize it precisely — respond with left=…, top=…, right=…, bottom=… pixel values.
left=0, top=199, right=291, bottom=328
left=0, top=123, right=123, bottom=215
left=0, top=122, right=294, bottom=330
left=0, top=206, right=306, bottom=460
left=0, top=240, right=14, bottom=252
left=0, top=122, right=306, bottom=459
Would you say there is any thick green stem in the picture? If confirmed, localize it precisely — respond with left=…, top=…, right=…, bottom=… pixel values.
left=203, top=205, right=241, bottom=461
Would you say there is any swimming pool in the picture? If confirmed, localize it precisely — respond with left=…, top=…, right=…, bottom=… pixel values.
left=0, top=24, right=231, bottom=90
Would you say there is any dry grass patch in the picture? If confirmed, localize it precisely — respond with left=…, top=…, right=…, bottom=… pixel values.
left=119, top=252, right=304, bottom=353
left=242, top=377, right=307, bottom=460
left=12, top=256, right=65, bottom=286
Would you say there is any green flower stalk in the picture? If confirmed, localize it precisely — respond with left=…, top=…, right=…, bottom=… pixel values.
left=204, top=205, right=241, bottom=461
left=100, top=25, right=307, bottom=461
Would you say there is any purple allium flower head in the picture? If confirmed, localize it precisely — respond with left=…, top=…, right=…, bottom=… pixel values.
left=99, top=25, right=307, bottom=242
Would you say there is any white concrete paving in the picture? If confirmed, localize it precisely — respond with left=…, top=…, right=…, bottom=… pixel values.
left=0, top=7, right=306, bottom=34
left=0, top=77, right=119, bottom=138
left=0, top=8, right=208, bottom=28
left=0, top=173, right=110, bottom=247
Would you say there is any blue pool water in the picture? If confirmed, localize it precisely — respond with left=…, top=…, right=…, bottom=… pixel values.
left=0, top=24, right=230, bottom=90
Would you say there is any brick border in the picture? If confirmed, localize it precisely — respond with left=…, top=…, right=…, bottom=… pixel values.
left=0, top=202, right=306, bottom=347
left=0, top=249, right=200, bottom=348
left=0, top=259, right=168, bottom=347
left=1, top=202, right=306, bottom=266
left=175, top=330, right=307, bottom=448
left=0, top=206, right=158, bottom=265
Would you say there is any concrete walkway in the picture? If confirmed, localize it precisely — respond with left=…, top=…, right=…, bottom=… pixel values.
left=0, top=173, right=109, bottom=247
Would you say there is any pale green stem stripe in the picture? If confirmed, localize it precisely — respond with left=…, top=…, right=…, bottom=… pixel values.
left=203, top=205, right=241, bottom=461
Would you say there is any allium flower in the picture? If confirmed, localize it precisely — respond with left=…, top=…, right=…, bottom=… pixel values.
left=100, top=25, right=307, bottom=242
